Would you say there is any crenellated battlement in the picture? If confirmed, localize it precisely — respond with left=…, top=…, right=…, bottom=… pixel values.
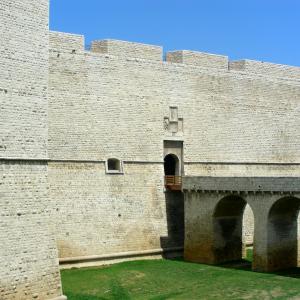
left=49, top=30, right=300, bottom=81
left=166, top=50, right=228, bottom=70
left=91, top=39, right=163, bottom=61
left=229, top=59, right=300, bottom=80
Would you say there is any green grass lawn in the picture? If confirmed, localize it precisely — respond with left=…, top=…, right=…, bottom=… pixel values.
left=61, top=250, right=300, bottom=300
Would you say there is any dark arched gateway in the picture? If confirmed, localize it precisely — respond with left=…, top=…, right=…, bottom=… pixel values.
left=164, top=154, right=181, bottom=191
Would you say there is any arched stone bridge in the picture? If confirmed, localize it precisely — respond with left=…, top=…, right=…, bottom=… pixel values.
left=182, top=177, right=300, bottom=272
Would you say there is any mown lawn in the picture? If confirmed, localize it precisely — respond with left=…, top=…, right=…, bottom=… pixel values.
left=61, top=250, right=300, bottom=300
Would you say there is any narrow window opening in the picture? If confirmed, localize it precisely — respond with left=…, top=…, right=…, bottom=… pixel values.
left=106, top=158, right=123, bottom=174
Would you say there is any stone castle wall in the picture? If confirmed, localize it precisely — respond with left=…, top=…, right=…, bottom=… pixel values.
left=49, top=163, right=171, bottom=258
left=49, top=31, right=299, bottom=164
left=0, top=1, right=64, bottom=299
left=48, top=31, right=299, bottom=261
left=0, top=1, right=49, bottom=159
left=0, top=162, right=63, bottom=299
left=0, top=0, right=299, bottom=295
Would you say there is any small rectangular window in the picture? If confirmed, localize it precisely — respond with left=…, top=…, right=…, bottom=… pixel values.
left=106, top=158, right=124, bottom=174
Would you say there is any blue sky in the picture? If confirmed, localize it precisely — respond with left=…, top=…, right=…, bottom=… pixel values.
left=50, top=0, right=300, bottom=66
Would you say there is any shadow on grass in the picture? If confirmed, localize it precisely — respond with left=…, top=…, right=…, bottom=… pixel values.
left=169, top=254, right=300, bottom=279
left=217, top=259, right=300, bottom=278
left=220, top=248, right=300, bottom=279
left=273, top=268, right=300, bottom=279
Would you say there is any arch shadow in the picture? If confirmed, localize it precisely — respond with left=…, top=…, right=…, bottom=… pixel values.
left=267, top=196, right=300, bottom=271
left=213, top=195, right=254, bottom=265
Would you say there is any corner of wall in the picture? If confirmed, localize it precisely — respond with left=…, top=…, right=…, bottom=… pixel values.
left=50, top=31, right=85, bottom=53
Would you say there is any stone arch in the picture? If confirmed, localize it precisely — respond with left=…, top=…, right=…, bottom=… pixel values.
left=267, top=196, right=300, bottom=271
left=164, top=154, right=180, bottom=176
left=213, top=195, right=254, bottom=263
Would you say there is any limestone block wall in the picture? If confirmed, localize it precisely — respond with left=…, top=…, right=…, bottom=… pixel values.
left=91, top=39, right=163, bottom=61
left=0, top=0, right=298, bottom=291
left=49, top=162, right=182, bottom=259
left=0, top=1, right=64, bottom=299
left=48, top=31, right=299, bottom=262
left=166, top=50, right=228, bottom=69
left=180, top=75, right=300, bottom=164
left=49, top=32, right=300, bottom=164
left=0, top=162, right=62, bottom=300
left=49, top=37, right=165, bottom=162
left=0, top=0, right=49, bottom=159
left=50, top=31, right=85, bottom=53
left=230, top=59, right=300, bottom=81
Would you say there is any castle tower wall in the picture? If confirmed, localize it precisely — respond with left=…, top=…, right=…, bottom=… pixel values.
left=0, top=1, right=64, bottom=299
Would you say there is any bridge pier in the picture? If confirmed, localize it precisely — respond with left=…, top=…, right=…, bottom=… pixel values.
left=184, top=192, right=216, bottom=264
left=184, top=191, right=251, bottom=265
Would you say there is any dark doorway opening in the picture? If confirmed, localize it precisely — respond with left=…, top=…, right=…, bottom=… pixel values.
left=161, top=153, right=184, bottom=255
left=164, top=154, right=179, bottom=176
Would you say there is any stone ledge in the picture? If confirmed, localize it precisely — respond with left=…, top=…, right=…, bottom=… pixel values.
left=59, top=247, right=183, bottom=269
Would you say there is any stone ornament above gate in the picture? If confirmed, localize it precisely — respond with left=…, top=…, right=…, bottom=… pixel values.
left=164, top=106, right=184, bottom=137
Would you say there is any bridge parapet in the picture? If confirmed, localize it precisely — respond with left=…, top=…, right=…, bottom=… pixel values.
left=182, top=176, right=300, bottom=194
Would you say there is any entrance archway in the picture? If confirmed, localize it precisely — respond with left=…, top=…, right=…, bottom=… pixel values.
left=267, top=196, right=300, bottom=271
left=213, top=195, right=253, bottom=263
left=164, top=154, right=180, bottom=176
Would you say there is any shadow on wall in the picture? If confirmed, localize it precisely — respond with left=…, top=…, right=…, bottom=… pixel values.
left=160, top=190, right=184, bottom=253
